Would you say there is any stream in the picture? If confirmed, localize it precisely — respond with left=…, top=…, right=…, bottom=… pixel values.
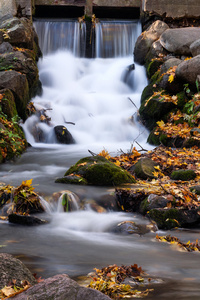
left=0, top=19, right=200, bottom=299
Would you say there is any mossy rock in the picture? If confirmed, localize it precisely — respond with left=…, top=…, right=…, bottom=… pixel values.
left=146, top=59, right=163, bottom=80
left=55, top=175, right=87, bottom=185
left=139, top=97, right=176, bottom=131
left=170, top=169, right=196, bottom=181
left=147, top=130, right=161, bottom=146
left=190, top=185, right=200, bottom=195
left=148, top=208, right=180, bottom=229
left=140, top=194, right=169, bottom=215
left=131, top=158, right=158, bottom=180
left=176, top=91, right=187, bottom=109
left=0, top=89, right=17, bottom=119
left=140, top=83, right=154, bottom=104
left=56, top=156, right=135, bottom=186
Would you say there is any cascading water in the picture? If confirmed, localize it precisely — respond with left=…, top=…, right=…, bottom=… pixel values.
left=23, top=19, right=149, bottom=152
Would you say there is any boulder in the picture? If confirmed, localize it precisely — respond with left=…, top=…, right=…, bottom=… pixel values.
left=112, top=220, right=157, bottom=235
left=149, top=207, right=200, bottom=229
left=134, top=20, right=169, bottom=65
left=145, top=39, right=168, bottom=64
left=190, top=39, right=200, bottom=57
left=0, top=42, right=14, bottom=54
left=8, top=214, right=48, bottom=226
left=160, top=27, right=200, bottom=56
left=0, top=70, right=29, bottom=120
left=190, top=185, right=200, bottom=195
left=115, top=189, right=146, bottom=212
left=140, top=194, right=170, bottom=214
left=54, top=125, right=75, bottom=144
left=175, top=55, right=200, bottom=85
left=0, top=17, right=33, bottom=50
left=0, top=253, right=37, bottom=290
left=170, top=169, right=196, bottom=181
left=139, top=97, right=176, bottom=131
left=160, top=58, right=182, bottom=74
left=0, top=89, right=17, bottom=119
left=0, top=51, right=40, bottom=97
left=12, top=274, right=111, bottom=300
left=56, top=156, right=135, bottom=186
left=131, top=158, right=158, bottom=180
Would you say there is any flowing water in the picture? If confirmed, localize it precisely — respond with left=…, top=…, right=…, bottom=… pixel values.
left=0, top=19, right=200, bottom=299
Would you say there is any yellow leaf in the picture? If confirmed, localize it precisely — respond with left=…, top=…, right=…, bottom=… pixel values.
left=157, top=120, right=165, bottom=129
left=22, top=179, right=33, bottom=187
left=168, top=74, right=174, bottom=83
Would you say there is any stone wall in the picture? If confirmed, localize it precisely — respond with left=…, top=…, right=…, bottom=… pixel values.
left=15, top=0, right=33, bottom=18
left=143, top=0, right=200, bottom=18
left=0, top=0, right=17, bottom=19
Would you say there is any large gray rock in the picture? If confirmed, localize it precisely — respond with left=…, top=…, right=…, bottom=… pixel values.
left=134, top=20, right=169, bottom=65
left=0, top=17, right=36, bottom=50
left=0, top=51, right=39, bottom=97
left=190, top=39, right=200, bottom=57
left=0, top=253, right=37, bottom=289
left=12, top=274, right=111, bottom=300
left=0, top=70, right=29, bottom=120
left=175, top=55, right=200, bottom=85
left=0, top=42, right=14, bottom=54
left=160, top=27, right=200, bottom=56
left=160, top=57, right=182, bottom=74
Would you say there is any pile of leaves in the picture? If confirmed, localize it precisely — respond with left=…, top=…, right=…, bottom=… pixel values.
left=0, top=94, right=27, bottom=162
left=156, top=234, right=200, bottom=252
left=153, top=91, right=200, bottom=143
left=99, top=146, right=200, bottom=210
left=0, top=179, right=44, bottom=216
left=0, top=279, right=31, bottom=299
left=88, top=264, right=153, bottom=299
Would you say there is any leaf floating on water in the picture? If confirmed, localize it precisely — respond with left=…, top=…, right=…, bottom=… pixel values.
left=156, top=234, right=200, bottom=252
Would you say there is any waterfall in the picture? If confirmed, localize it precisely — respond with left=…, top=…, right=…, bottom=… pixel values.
left=23, top=19, right=149, bottom=151
left=95, top=20, right=140, bottom=58
left=34, top=20, right=86, bottom=56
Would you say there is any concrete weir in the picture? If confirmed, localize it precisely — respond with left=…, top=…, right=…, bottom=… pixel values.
left=34, top=0, right=141, bottom=19
left=2, top=1, right=200, bottom=21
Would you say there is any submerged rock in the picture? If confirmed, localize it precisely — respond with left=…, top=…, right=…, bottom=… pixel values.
left=112, top=220, right=157, bottom=235
left=8, top=213, right=48, bottom=226
left=56, top=156, right=135, bottom=186
left=54, top=125, right=75, bottom=144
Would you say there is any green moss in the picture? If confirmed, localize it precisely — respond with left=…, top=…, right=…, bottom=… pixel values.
left=147, top=130, right=160, bottom=146
left=140, top=197, right=149, bottom=214
left=1, top=90, right=18, bottom=120
left=176, top=91, right=187, bottom=109
left=55, top=175, right=87, bottom=185
left=62, top=156, right=135, bottom=186
left=140, top=83, right=154, bottom=104
left=171, top=169, right=196, bottom=181
left=146, top=59, right=163, bottom=80
left=149, top=208, right=180, bottom=229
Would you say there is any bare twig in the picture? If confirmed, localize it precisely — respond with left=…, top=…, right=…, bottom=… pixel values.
left=88, top=150, right=97, bottom=156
